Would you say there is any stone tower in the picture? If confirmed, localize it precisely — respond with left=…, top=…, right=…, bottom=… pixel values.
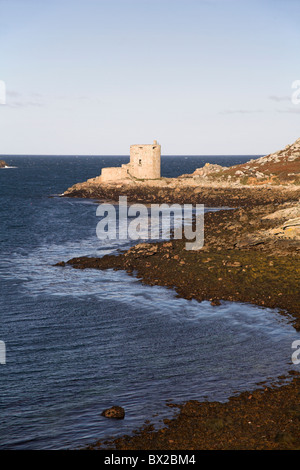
left=99, top=140, right=161, bottom=182
left=127, top=140, right=161, bottom=179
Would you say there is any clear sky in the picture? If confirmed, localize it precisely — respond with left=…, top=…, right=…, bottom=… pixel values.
left=0, top=0, right=299, bottom=155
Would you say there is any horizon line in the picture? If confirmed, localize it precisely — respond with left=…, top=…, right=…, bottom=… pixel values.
left=0, top=153, right=264, bottom=157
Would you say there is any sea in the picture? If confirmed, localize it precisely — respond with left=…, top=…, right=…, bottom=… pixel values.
left=0, top=154, right=299, bottom=450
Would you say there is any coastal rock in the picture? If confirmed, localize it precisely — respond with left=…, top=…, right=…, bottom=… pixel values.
left=191, top=163, right=225, bottom=177
left=224, top=261, right=242, bottom=267
left=179, top=137, right=300, bottom=184
left=282, top=217, right=300, bottom=230
left=0, top=160, right=7, bottom=168
left=281, top=218, right=300, bottom=239
left=101, top=406, right=125, bottom=419
left=262, top=203, right=300, bottom=221
left=234, top=236, right=266, bottom=249
left=221, top=137, right=300, bottom=184
left=125, top=243, right=158, bottom=258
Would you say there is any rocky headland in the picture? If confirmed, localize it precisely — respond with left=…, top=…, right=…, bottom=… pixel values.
left=59, top=138, right=300, bottom=450
left=186, top=136, right=300, bottom=185
left=62, top=137, right=300, bottom=208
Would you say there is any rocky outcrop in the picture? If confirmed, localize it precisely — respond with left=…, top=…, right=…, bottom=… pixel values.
left=125, top=243, right=158, bottom=258
left=62, top=179, right=300, bottom=208
left=62, top=137, right=300, bottom=203
left=180, top=163, right=225, bottom=178
left=219, top=137, right=300, bottom=184
left=181, top=137, right=300, bottom=185
left=0, top=160, right=7, bottom=168
left=101, top=406, right=125, bottom=419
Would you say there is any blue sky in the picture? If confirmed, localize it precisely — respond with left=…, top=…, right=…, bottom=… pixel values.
left=0, top=0, right=299, bottom=155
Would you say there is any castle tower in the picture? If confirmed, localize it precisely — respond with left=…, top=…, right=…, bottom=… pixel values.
left=128, top=140, right=161, bottom=179
left=99, top=140, right=161, bottom=182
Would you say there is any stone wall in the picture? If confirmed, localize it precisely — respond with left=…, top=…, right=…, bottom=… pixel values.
left=100, top=166, right=127, bottom=182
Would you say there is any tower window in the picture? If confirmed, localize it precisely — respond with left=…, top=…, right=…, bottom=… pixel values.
left=139, top=159, right=142, bottom=165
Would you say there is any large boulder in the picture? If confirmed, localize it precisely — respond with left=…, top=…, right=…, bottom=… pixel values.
left=101, top=406, right=125, bottom=419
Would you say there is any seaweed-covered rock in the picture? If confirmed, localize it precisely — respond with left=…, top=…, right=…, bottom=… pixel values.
left=101, top=406, right=125, bottom=419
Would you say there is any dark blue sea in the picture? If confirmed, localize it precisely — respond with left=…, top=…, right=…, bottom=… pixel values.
left=0, top=155, right=299, bottom=449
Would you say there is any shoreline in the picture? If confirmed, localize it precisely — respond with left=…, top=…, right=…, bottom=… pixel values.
left=62, top=180, right=300, bottom=208
left=87, top=372, right=300, bottom=450
left=55, top=195, right=300, bottom=450
left=57, top=199, right=300, bottom=328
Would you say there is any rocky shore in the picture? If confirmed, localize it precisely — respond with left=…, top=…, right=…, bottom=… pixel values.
left=57, top=200, right=300, bottom=328
left=62, top=137, right=300, bottom=207
left=56, top=199, right=300, bottom=450
left=88, top=372, right=300, bottom=450
left=63, top=181, right=300, bottom=209
left=58, top=138, right=300, bottom=450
